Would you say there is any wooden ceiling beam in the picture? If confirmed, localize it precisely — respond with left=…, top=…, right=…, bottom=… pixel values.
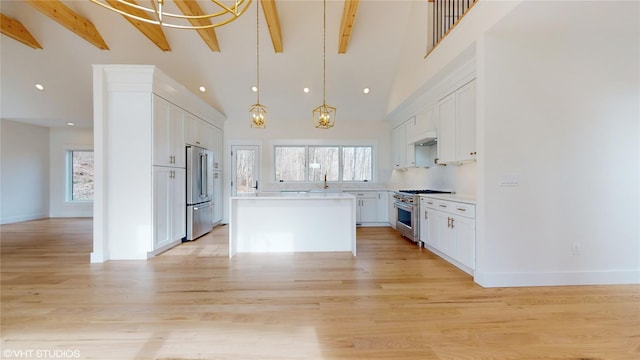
left=338, top=0, right=359, bottom=54
left=260, top=0, right=283, bottom=53
left=174, top=0, right=220, bottom=52
left=104, top=0, right=171, bottom=51
left=1, top=13, right=42, bottom=49
left=24, top=0, right=108, bottom=50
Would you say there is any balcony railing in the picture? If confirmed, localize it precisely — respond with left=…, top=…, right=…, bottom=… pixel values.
left=427, top=0, right=478, bottom=56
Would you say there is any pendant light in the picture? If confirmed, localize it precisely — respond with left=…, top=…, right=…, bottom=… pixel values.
left=249, top=1, right=267, bottom=128
left=312, top=0, right=336, bottom=129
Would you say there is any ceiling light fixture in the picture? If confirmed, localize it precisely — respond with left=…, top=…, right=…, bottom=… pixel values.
left=248, top=1, right=266, bottom=128
left=35, top=84, right=44, bottom=91
left=66, top=122, right=75, bottom=126
left=199, top=86, right=206, bottom=93
left=89, top=0, right=252, bottom=29
left=303, top=87, right=310, bottom=94
left=363, top=88, right=370, bottom=94
left=251, top=86, right=258, bottom=92
left=312, top=0, right=336, bottom=129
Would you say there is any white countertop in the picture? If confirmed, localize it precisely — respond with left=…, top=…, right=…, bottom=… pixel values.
left=231, top=192, right=356, bottom=200
left=419, top=193, right=476, bottom=204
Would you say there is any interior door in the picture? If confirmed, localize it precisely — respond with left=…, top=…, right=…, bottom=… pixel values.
left=231, top=145, right=260, bottom=196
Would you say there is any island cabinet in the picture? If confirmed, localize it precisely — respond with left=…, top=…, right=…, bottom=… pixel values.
left=437, top=79, right=476, bottom=164
left=345, top=191, right=388, bottom=226
left=420, top=196, right=476, bottom=275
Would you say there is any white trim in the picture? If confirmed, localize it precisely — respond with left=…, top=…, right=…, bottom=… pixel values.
left=474, top=270, right=640, bottom=288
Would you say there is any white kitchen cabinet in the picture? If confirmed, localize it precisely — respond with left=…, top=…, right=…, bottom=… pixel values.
left=211, top=126, right=223, bottom=170
left=437, top=79, right=476, bottom=164
left=185, top=113, right=216, bottom=150
left=347, top=191, right=388, bottom=226
left=153, top=167, right=186, bottom=250
left=420, top=196, right=476, bottom=274
left=92, top=65, right=225, bottom=262
left=153, top=95, right=185, bottom=168
left=391, top=117, right=417, bottom=169
left=212, top=171, right=223, bottom=225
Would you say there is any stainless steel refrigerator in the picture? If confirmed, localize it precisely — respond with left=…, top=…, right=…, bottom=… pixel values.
left=186, top=145, right=213, bottom=240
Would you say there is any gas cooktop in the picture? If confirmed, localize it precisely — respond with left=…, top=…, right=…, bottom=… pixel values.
left=397, top=189, right=453, bottom=195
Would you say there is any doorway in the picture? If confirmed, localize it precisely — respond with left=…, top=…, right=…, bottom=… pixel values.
left=231, top=145, right=260, bottom=196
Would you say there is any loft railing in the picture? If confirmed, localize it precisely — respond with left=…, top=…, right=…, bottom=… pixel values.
left=427, top=0, right=478, bottom=56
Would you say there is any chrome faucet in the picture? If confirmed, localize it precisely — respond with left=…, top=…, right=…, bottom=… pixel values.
left=324, top=174, right=328, bottom=189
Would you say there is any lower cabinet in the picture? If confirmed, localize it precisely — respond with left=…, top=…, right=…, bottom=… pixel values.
left=420, top=196, right=475, bottom=274
left=212, top=170, right=223, bottom=225
left=347, top=191, right=388, bottom=226
left=153, top=166, right=186, bottom=251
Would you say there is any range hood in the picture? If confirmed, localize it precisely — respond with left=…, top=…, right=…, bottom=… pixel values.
left=412, top=131, right=438, bottom=146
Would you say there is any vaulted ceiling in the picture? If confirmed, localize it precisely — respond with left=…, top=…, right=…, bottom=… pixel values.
left=1, top=0, right=415, bottom=128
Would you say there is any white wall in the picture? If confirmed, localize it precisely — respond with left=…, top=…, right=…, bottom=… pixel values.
left=389, top=162, right=476, bottom=198
left=49, top=127, right=94, bottom=217
left=475, top=4, right=640, bottom=286
left=0, top=119, right=50, bottom=224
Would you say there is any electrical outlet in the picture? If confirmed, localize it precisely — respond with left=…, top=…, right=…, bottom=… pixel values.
left=499, top=174, right=520, bottom=187
left=571, top=242, right=581, bottom=255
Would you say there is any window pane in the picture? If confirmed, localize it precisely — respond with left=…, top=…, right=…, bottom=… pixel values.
left=72, top=151, right=94, bottom=201
left=275, top=146, right=306, bottom=181
left=342, top=146, right=372, bottom=181
left=309, top=147, right=339, bottom=181
left=236, top=149, right=256, bottom=193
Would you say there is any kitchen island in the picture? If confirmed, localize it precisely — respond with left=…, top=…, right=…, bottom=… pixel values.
left=229, top=192, right=357, bottom=258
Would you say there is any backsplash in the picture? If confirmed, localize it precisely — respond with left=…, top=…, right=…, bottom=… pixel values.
left=388, top=161, right=477, bottom=198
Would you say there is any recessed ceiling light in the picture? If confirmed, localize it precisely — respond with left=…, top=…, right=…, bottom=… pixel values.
left=303, top=87, right=310, bottom=93
left=35, top=84, right=44, bottom=91
left=363, top=88, right=370, bottom=94
left=66, top=122, right=75, bottom=126
left=199, top=86, right=206, bottom=93
left=251, top=86, right=258, bottom=92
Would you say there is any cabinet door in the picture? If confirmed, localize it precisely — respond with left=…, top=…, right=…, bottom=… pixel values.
left=437, top=92, right=456, bottom=164
left=419, top=198, right=430, bottom=244
left=435, top=211, right=453, bottom=255
left=376, top=192, right=389, bottom=223
left=184, top=113, right=199, bottom=147
left=456, top=80, right=476, bottom=161
left=153, top=96, right=172, bottom=167
left=212, top=171, right=223, bottom=224
left=199, top=121, right=215, bottom=150
left=451, top=215, right=475, bottom=270
left=212, top=126, right=223, bottom=170
left=153, top=167, right=171, bottom=249
left=171, top=168, right=186, bottom=242
left=391, top=125, right=405, bottom=169
left=170, top=104, right=185, bottom=168
left=360, top=197, right=378, bottom=223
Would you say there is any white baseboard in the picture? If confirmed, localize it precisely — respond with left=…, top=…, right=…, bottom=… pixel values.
left=0, top=213, right=48, bottom=225
left=474, top=269, right=640, bottom=288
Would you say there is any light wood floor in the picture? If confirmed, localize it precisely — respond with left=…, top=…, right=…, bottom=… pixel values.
left=1, top=218, right=638, bottom=360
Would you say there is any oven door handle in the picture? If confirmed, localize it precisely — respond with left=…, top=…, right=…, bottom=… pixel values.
left=394, top=202, right=414, bottom=212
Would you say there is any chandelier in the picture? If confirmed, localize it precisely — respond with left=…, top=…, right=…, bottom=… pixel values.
left=249, top=1, right=266, bottom=128
left=89, top=0, right=252, bottom=29
left=312, top=0, right=335, bottom=129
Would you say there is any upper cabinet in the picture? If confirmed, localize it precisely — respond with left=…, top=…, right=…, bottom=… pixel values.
left=391, top=117, right=416, bottom=169
left=437, top=79, right=476, bottom=164
left=185, top=113, right=218, bottom=151
left=153, top=95, right=185, bottom=168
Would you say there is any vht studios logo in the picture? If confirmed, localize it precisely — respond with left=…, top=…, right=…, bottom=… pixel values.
left=3, top=349, right=81, bottom=359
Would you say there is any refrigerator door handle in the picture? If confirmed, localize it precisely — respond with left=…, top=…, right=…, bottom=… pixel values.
left=200, top=153, right=207, bottom=198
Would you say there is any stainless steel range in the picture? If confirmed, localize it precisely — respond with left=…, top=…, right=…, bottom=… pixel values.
left=393, top=189, right=453, bottom=246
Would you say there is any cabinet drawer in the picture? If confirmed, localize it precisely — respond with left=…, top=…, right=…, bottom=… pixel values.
left=420, top=197, right=438, bottom=209
left=433, top=199, right=476, bottom=219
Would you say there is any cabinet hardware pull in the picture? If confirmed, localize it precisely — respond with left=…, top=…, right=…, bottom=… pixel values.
left=447, top=217, right=451, bottom=228
left=424, top=211, right=428, bottom=219
left=439, top=204, right=447, bottom=208
left=456, top=208, right=466, bottom=211
left=451, top=218, right=455, bottom=228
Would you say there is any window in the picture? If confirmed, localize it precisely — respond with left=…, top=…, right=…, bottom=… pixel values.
left=69, top=150, right=94, bottom=201
left=308, top=146, right=339, bottom=181
left=274, top=145, right=373, bottom=183
left=342, top=146, right=372, bottom=181
left=275, top=146, right=306, bottom=182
